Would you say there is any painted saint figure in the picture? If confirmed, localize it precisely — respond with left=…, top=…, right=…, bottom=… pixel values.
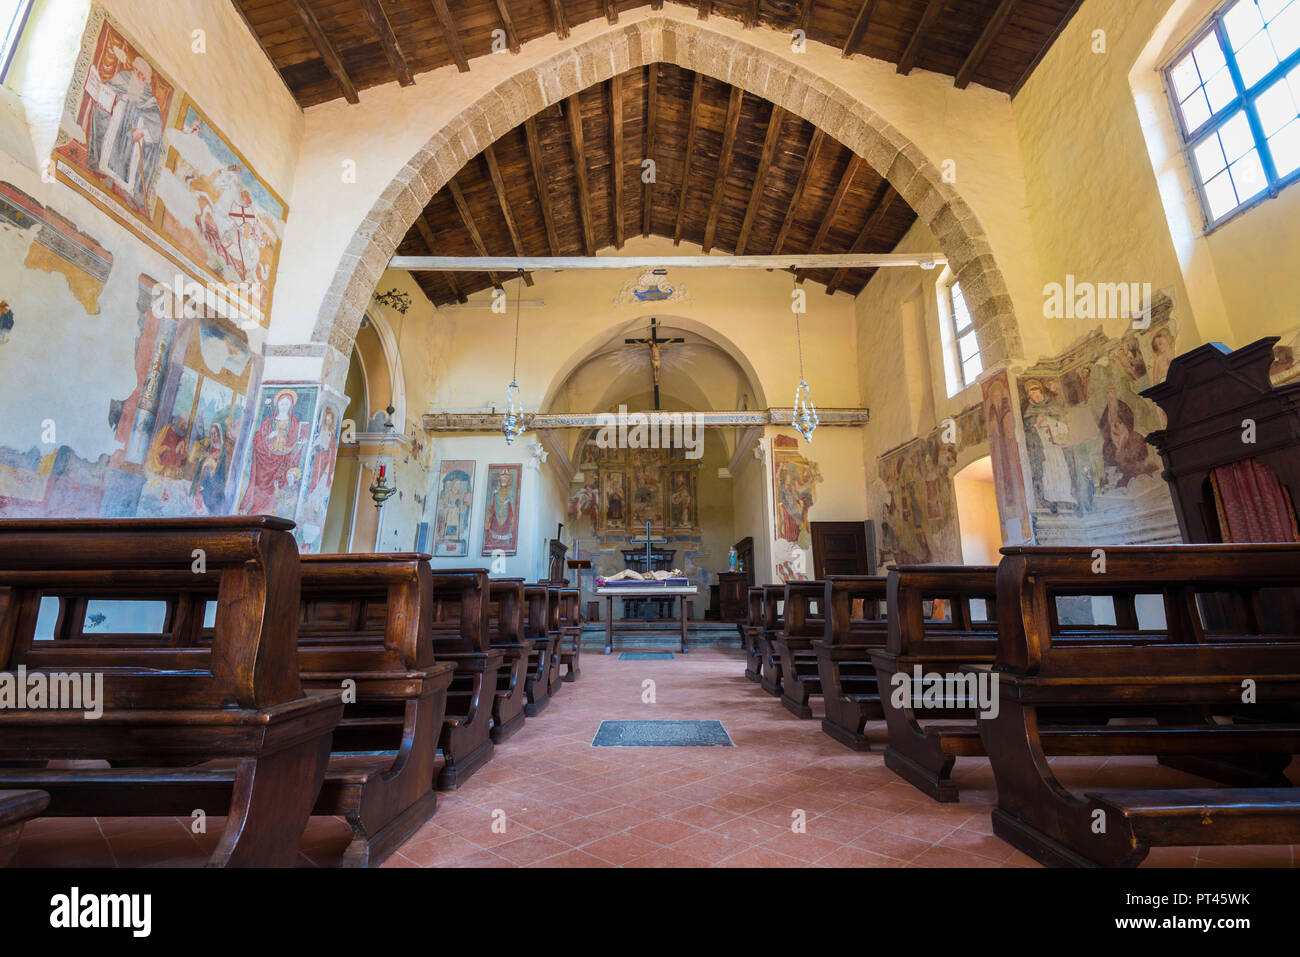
left=483, top=468, right=519, bottom=554
left=84, top=52, right=163, bottom=209
left=1021, top=379, right=1077, bottom=513
left=189, top=423, right=227, bottom=514
left=241, top=389, right=309, bottom=516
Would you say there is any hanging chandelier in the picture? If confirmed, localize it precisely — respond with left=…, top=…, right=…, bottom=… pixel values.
left=502, top=271, right=525, bottom=445
left=790, top=269, right=819, bottom=442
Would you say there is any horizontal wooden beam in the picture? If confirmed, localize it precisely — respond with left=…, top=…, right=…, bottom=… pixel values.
left=956, top=0, right=1017, bottom=89
left=292, top=0, right=359, bottom=103
left=424, top=408, right=872, bottom=432
left=391, top=253, right=947, bottom=271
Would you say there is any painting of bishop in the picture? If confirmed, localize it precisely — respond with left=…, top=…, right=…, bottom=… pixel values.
left=55, top=18, right=174, bottom=218
left=238, top=385, right=316, bottom=518
left=482, top=464, right=522, bottom=556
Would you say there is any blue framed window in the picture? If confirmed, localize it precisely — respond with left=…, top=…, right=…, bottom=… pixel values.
left=1166, top=0, right=1300, bottom=228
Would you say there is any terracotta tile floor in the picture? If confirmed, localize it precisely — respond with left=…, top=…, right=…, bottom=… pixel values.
left=10, top=647, right=1300, bottom=867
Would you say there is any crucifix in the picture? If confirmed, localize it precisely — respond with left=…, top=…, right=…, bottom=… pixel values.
left=627, top=519, right=668, bottom=569
left=625, top=317, right=684, bottom=411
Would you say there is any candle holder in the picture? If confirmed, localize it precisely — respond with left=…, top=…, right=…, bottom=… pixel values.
left=369, top=463, right=397, bottom=508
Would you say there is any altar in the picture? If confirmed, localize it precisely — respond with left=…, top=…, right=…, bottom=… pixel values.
left=595, top=584, right=700, bottom=654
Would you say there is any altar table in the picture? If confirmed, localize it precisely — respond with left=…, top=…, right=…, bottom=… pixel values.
left=594, top=585, right=700, bottom=654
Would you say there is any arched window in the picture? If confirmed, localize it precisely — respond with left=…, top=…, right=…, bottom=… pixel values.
left=0, top=0, right=34, bottom=82
left=938, top=271, right=982, bottom=397
left=1166, top=0, right=1300, bottom=228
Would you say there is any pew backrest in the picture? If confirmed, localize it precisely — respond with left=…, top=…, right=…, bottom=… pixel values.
left=823, top=576, right=888, bottom=646
left=885, top=565, right=999, bottom=658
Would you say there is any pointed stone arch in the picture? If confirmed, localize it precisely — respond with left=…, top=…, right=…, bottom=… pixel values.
left=311, top=15, right=1022, bottom=379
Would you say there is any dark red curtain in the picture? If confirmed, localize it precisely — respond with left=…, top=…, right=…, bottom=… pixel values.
left=1211, top=459, right=1300, bottom=542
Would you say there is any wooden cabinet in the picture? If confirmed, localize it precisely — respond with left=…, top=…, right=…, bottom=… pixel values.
left=718, top=572, right=748, bottom=621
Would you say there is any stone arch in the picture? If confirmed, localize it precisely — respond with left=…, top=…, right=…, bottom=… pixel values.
left=311, top=15, right=1022, bottom=375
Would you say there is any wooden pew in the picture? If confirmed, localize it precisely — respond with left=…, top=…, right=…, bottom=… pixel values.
left=545, top=584, right=565, bottom=696
left=757, top=584, right=786, bottom=696
left=486, top=578, right=533, bottom=743
left=772, top=580, right=827, bottom=718
left=739, top=586, right=765, bottom=682
left=868, top=566, right=998, bottom=799
left=522, top=584, right=557, bottom=716
left=813, top=576, right=888, bottom=750
left=980, top=545, right=1300, bottom=867
left=556, top=587, right=583, bottom=682
left=296, top=554, right=456, bottom=866
left=0, top=517, right=344, bottom=867
left=0, top=790, right=48, bottom=867
left=427, top=569, right=504, bottom=790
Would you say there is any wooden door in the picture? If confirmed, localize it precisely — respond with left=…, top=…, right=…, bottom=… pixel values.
left=810, top=522, right=872, bottom=579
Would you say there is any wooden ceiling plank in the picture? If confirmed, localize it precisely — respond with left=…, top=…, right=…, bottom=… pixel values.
left=842, top=0, right=879, bottom=58
left=290, top=0, right=359, bottom=103
left=697, top=0, right=712, bottom=20
left=702, top=86, right=744, bottom=254
left=744, top=0, right=759, bottom=28
left=230, top=0, right=287, bottom=81
left=603, top=0, right=618, bottom=23
left=447, top=178, right=505, bottom=288
left=673, top=73, right=704, bottom=246
left=1010, top=0, right=1087, bottom=98
left=414, top=214, right=466, bottom=304
left=826, top=184, right=899, bottom=294
left=482, top=145, right=535, bottom=285
left=735, top=105, right=785, bottom=255
left=797, top=0, right=814, bottom=32
left=523, top=117, right=562, bottom=256
left=492, top=0, right=522, bottom=54
left=360, top=0, right=414, bottom=86
left=642, top=64, right=658, bottom=237
left=547, top=0, right=570, bottom=38
left=610, top=75, right=626, bottom=249
left=897, top=0, right=948, bottom=75
left=566, top=94, right=597, bottom=256
left=795, top=153, right=863, bottom=282
left=956, top=0, right=1018, bottom=89
left=429, top=0, right=470, bottom=73
left=772, top=127, right=824, bottom=253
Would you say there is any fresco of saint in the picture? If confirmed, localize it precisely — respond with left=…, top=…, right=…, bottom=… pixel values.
left=240, top=388, right=310, bottom=516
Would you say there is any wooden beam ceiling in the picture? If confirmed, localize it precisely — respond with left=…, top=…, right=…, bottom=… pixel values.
left=239, top=0, right=1085, bottom=106
left=394, top=64, right=919, bottom=308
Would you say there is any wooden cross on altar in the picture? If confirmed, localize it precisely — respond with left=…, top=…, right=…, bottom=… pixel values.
left=625, top=317, right=684, bottom=410
left=628, top=520, right=668, bottom=568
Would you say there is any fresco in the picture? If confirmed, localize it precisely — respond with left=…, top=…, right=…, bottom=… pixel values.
left=1015, top=300, right=1179, bottom=543
left=877, top=406, right=987, bottom=567
left=296, top=401, right=342, bottom=553
left=432, top=460, right=475, bottom=557
left=237, top=385, right=317, bottom=519
left=0, top=182, right=114, bottom=313
left=570, top=437, right=703, bottom=543
left=0, top=271, right=262, bottom=520
left=772, top=435, right=823, bottom=582
left=53, top=7, right=287, bottom=325
left=980, top=370, right=1031, bottom=543
left=482, top=463, right=522, bottom=556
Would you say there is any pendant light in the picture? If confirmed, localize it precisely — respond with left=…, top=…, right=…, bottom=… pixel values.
left=790, top=268, right=819, bottom=442
left=502, top=270, right=525, bottom=445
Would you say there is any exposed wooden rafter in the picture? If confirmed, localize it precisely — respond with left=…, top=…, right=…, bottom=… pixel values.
left=492, top=0, right=521, bottom=53
left=413, top=215, right=466, bottom=303
left=523, top=117, right=561, bottom=255
left=291, top=0, right=359, bottom=103
left=797, top=0, right=815, bottom=32
left=566, top=94, right=596, bottom=256
left=842, top=0, right=879, bottom=58
left=795, top=153, right=863, bottom=282
left=429, top=0, right=470, bottom=73
left=772, top=128, right=825, bottom=253
left=360, top=0, right=414, bottom=86
left=956, top=0, right=1017, bottom=89
left=702, top=87, right=744, bottom=254
left=897, top=0, right=948, bottom=75
left=609, top=75, right=625, bottom=249
left=447, top=178, right=506, bottom=289
left=603, top=0, right=618, bottom=23
left=735, top=105, right=785, bottom=255
left=642, top=64, right=658, bottom=237
left=547, top=0, right=570, bottom=38
left=482, top=146, right=534, bottom=284
left=744, top=0, right=760, bottom=28
left=697, top=0, right=712, bottom=20
left=674, top=73, right=704, bottom=245
left=825, top=183, right=899, bottom=294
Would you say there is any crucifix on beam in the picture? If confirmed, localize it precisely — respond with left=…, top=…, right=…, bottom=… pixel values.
left=625, top=317, right=684, bottom=411
left=628, top=519, right=668, bottom=568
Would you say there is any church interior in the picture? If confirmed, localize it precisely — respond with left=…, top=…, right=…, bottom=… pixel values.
left=3, top=0, right=1300, bottom=880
